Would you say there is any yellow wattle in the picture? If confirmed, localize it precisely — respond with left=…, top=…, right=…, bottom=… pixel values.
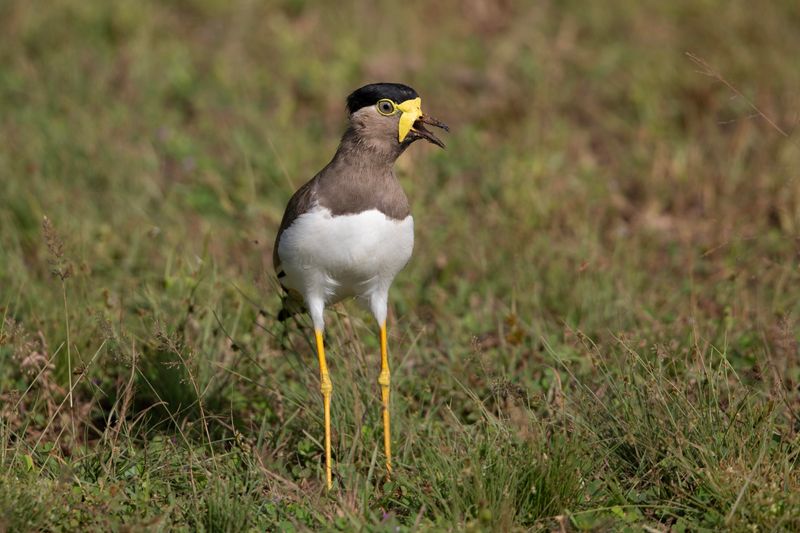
left=397, top=97, right=422, bottom=142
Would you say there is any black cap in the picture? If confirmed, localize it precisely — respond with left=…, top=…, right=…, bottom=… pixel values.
left=346, top=83, right=418, bottom=114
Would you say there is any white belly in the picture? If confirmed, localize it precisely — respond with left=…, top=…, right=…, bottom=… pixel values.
left=277, top=206, right=414, bottom=305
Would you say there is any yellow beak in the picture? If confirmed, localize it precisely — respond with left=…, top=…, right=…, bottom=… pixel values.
left=396, top=97, right=423, bottom=143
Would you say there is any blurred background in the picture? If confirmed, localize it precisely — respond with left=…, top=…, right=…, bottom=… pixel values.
left=2, top=0, right=800, bottom=530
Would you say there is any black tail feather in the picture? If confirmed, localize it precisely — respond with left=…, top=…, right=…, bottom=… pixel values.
left=277, top=292, right=305, bottom=322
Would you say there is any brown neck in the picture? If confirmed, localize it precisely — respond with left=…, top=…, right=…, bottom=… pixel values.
left=314, top=129, right=411, bottom=220
left=335, top=126, right=408, bottom=167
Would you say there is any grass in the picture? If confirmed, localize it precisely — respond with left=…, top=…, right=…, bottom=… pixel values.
left=2, top=0, right=800, bottom=530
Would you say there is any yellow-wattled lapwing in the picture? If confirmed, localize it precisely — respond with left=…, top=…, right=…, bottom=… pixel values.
left=273, top=83, right=448, bottom=489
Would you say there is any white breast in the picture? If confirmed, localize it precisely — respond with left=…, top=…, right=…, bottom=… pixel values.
left=277, top=206, right=414, bottom=318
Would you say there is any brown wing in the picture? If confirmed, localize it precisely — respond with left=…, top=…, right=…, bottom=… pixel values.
left=273, top=177, right=318, bottom=275
left=273, top=179, right=318, bottom=321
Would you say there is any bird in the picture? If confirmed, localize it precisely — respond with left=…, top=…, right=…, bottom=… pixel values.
left=272, top=83, right=448, bottom=489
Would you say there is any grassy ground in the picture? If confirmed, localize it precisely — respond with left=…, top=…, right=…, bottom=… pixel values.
left=2, top=0, right=800, bottom=530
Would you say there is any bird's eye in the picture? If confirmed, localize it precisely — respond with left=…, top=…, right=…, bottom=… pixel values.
left=376, top=99, right=396, bottom=116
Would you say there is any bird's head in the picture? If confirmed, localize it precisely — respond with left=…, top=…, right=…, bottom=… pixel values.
left=345, top=83, right=449, bottom=153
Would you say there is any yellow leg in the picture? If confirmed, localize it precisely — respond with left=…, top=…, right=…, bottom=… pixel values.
left=378, top=322, right=392, bottom=475
left=315, top=329, right=333, bottom=490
